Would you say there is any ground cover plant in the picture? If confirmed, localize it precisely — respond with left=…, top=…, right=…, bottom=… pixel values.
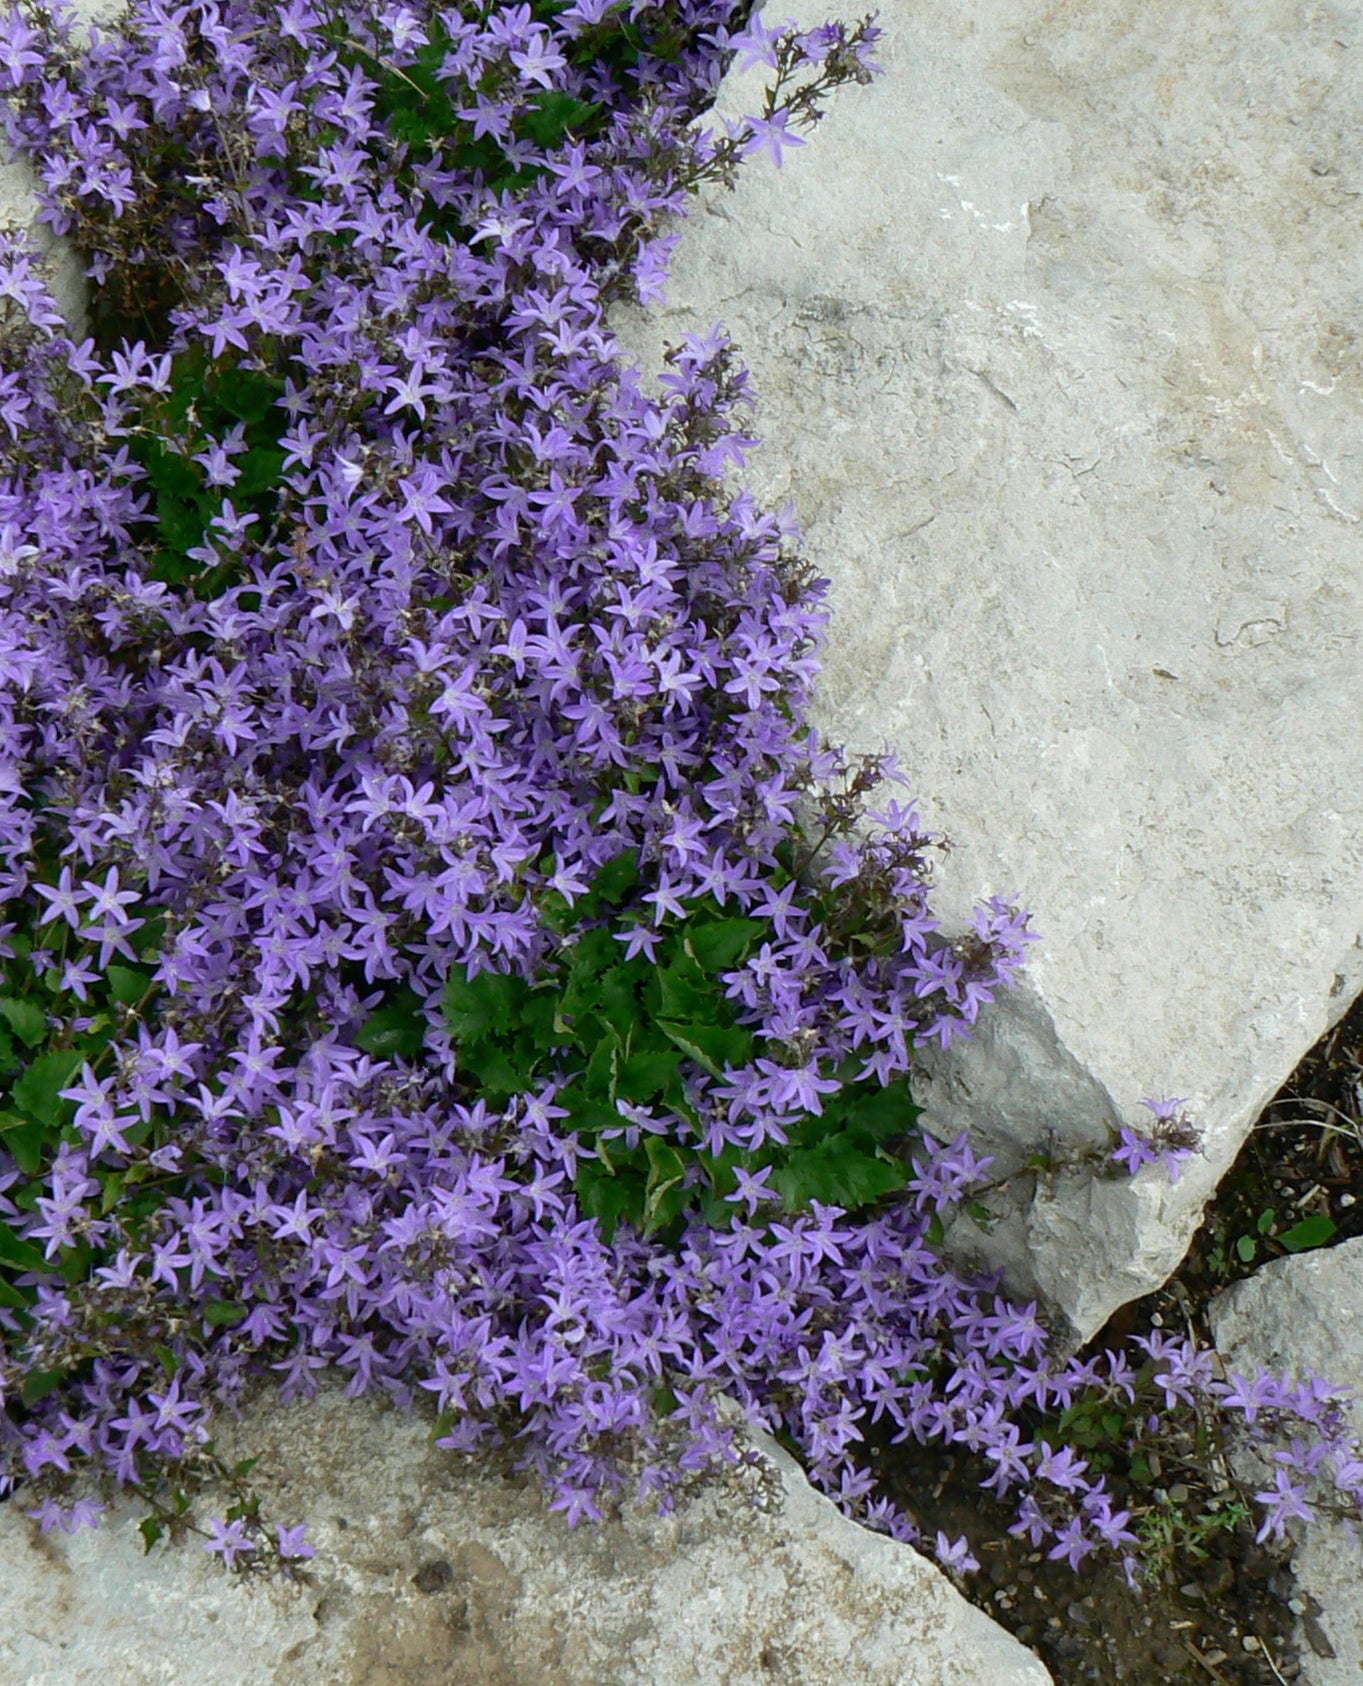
left=0, top=0, right=1359, bottom=1601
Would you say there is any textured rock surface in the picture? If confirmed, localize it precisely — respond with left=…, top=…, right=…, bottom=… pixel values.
left=1210, top=1239, right=1363, bottom=1684
left=0, top=1377, right=1051, bottom=1685
left=0, top=0, right=122, bottom=333
left=609, top=0, right=1363, bottom=1340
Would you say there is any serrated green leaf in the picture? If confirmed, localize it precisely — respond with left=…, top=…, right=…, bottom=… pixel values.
left=838, top=1079, right=922, bottom=1142
left=1279, top=1213, right=1337, bottom=1253
left=520, top=90, right=601, bottom=149
left=139, top=1516, right=164, bottom=1555
left=575, top=1161, right=634, bottom=1242
left=353, top=987, right=427, bottom=1060
left=21, top=1366, right=66, bottom=1407
left=13, top=1047, right=85, bottom=1128
left=442, top=967, right=529, bottom=1041
left=684, top=917, right=765, bottom=973
left=643, top=1137, right=687, bottom=1230
left=616, top=1046, right=683, bottom=1104
left=204, top=1299, right=248, bottom=1327
left=0, top=996, right=47, bottom=1049
left=0, top=1219, right=50, bottom=1273
left=232, top=444, right=286, bottom=497
left=657, top=1020, right=752, bottom=1080
left=583, top=1030, right=619, bottom=1101
left=0, top=1273, right=32, bottom=1307
left=583, top=849, right=640, bottom=910
left=105, top=965, right=151, bottom=1007
left=2, top=1117, right=46, bottom=1176
left=770, top=1137, right=906, bottom=1214
left=656, top=955, right=711, bottom=1022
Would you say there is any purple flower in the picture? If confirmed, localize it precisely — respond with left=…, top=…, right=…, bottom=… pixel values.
left=204, top=1516, right=257, bottom=1568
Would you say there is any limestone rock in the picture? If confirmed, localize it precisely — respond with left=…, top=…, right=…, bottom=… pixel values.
left=1209, top=1239, right=1363, bottom=1684
left=0, top=1375, right=1052, bottom=1685
left=608, top=0, right=1363, bottom=1340
left=0, top=0, right=126, bottom=335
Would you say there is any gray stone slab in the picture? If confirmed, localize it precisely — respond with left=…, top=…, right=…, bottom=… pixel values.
left=1210, top=1239, right=1363, bottom=1685
left=609, top=0, right=1363, bottom=1339
left=0, top=0, right=124, bottom=334
left=0, top=1377, right=1052, bottom=1685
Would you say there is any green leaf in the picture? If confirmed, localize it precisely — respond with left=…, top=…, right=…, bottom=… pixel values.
left=1279, top=1213, right=1337, bottom=1253
left=1236, top=1234, right=1256, bottom=1264
left=1, top=1117, right=46, bottom=1176
left=0, top=1274, right=32, bottom=1307
left=139, top=1516, right=164, bottom=1555
left=442, top=967, right=529, bottom=1041
left=656, top=954, right=712, bottom=1022
left=0, top=996, right=47, bottom=1049
left=616, top=1046, right=683, bottom=1104
left=232, top=444, right=286, bottom=497
left=519, top=90, right=601, bottom=149
left=583, top=850, right=640, bottom=911
left=575, top=1160, right=634, bottom=1242
left=204, top=1299, right=248, bottom=1327
left=353, top=987, right=427, bottom=1060
left=684, top=918, right=765, bottom=973
left=105, top=965, right=151, bottom=1007
left=463, top=1036, right=543, bottom=1100
left=0, top=1219, right=50, bottom=1274
left=838, top=1079, right=922, bottom=1143
left=213, top=368, right=285, bottom=424
left=642, top=1137, right=688, bottom=1230
left=657, top=1020, right=752, bottom=1079
left=13, top=1047, right=86, bottom=1128
left=770, top=1136, right=906, bottom=1213
left=583, top=1030, right=620, bottom=1101
left=1256, top=1208, right=1276, bottom=1236
left=21, top=1366, right=66, bottom=1407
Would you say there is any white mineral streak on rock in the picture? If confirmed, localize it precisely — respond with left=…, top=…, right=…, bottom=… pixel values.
left=1210, top=1239, right=1363, bottom=1684
left=0, top=1376, right=1052, bottom=1684
left=609, top=0, right=1363, bottom=1341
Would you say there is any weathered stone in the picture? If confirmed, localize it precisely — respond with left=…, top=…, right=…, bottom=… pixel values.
left=0, top=0, right=125, bottom=334
left=1209, top=1238, right=1363, bottom=1685
left=0, top=1376, right=1052, bottom=1685
left=608, top=0, right=1363, bottom=1340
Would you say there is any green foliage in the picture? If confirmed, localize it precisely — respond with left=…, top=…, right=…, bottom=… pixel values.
left=1134, top=1493, right=1251, bottom=1584
left=315, top=1, right=703, bottom=248
left=1206, top=1202, right=1337, bottom=1273
left=126, top=345, right=290, bottom=600
left=1278, top=1212, right=1337, bottom=1253
left=0, top=873, right=171, bottom=1313
left=416, top=852, right=923, bottom=1241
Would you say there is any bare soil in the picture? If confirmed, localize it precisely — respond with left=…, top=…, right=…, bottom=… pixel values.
left=855, top=988, right=1363, bottom=1685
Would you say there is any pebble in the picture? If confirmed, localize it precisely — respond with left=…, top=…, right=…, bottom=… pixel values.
left=1243, top=1634, right=1261, bottom=1652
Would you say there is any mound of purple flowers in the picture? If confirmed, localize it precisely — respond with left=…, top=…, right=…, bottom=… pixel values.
left=0, top=0, right=1357, bottom=1584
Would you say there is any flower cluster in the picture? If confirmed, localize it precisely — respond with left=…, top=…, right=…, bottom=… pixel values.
left=0, top=0, right=1353, bottom=1590
left=1111, top=1096, right=1200, bottom=1185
